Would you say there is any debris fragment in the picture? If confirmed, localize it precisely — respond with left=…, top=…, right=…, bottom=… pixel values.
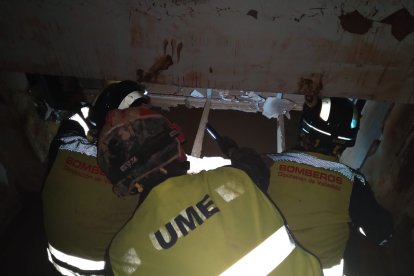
left=339, top=10, right=373, bottom=34
left=190, top=90, right=204, bottom=98
left=218, top=90, right=235, bottom=102
left=262, top=97, right=296, bottom=119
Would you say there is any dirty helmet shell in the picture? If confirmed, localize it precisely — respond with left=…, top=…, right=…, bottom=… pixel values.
left=97, top=106, right=185, bottom=197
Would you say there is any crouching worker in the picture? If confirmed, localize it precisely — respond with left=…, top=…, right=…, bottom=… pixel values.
left=97, top=106, right=323, bottom=275
left=42, top=81, right=148, bottom=276
left=267, top=96, right=393, bottom=276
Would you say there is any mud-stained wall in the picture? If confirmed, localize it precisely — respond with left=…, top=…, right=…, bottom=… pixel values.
left=0, top=73, right=54, bottom=165
left=0, top=95, right=46, bottom=192
left=0, top=1, right=413, bottom=102
left=340, top=100, right=392, bottom=170
left=0, top=73, right=49, bottom=233
left=362, top=103, right=414, bottom=224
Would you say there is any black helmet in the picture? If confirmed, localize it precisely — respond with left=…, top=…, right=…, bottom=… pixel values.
left=88, top=80, right=147, bottom=131
left=299, top=96, right=360, bottom=148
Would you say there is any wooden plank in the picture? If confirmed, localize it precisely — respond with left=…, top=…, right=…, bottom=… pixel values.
left=277, top=117, right=286, bottom=153
left=276, top=93, right=286, bottom=153
left=191, top=99, right=211, bottom=157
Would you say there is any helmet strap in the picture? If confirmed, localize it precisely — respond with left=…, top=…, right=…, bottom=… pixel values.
left=159, top=167, right=168, bottom=175
left=332, top=145, right=344, bottom=158
left=313, top=139, right=320, bottom=148
left=299, top=133, right=345, bottom=157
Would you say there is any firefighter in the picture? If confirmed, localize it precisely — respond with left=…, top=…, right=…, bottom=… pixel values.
left=267, top=96, right=394, bottom=275
left=42, top=80, right=148, bottom=276
left=97, top=105, right=324, bottom=275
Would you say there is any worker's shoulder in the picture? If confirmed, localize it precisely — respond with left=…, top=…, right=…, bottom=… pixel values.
left=151, top=166, right=254, bottom=196
left=196, top=166, right=254, bottom=182
left=171, top=166, right=252, bottom=184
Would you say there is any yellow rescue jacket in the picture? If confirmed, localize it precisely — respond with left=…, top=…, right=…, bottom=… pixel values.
left=42, top=136, right=140, bottom=273
left=109, top=166, right=322, bottom=276
left=268, top=151, right=364, bottom=269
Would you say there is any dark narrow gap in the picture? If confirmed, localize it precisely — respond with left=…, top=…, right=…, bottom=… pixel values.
left=160, top=105, right=302, bottom=158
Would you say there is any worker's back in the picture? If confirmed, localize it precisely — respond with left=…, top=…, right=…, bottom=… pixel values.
left=267, top=151, right=359, bottom=270
left=108, top=166, right=322, bottom=276
left=267, top=96, right=393, bottom=275
left=42, top=130, right=140, bottom=275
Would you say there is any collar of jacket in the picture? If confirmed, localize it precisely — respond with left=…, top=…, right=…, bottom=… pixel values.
left=295, top=150, right=339, bottom=163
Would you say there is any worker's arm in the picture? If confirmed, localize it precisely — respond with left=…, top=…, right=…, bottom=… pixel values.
left=205, top=124, right=270, bottom=192
left=218, top=136, right=270, bottom=193
left=349, top=178, right=394, bottom=245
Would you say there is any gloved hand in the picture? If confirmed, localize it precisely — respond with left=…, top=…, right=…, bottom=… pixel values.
left=230, top=147, right=270, bottom=193
left=217, top=136, right=239, bottom=158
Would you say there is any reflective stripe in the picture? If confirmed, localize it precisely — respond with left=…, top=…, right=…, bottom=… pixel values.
left=358, top=227, right=367, bottom=236
left=69, top=113, right=89, bottom=135
left=48, top=248, right=88, bottom=276
left=215, top=182, right=245, bottom=202
left=206, top=127, right=217, bottom=139
left=47, top=247, right=77, bottom=276
left=303, top=119, right=331, bottom=136
left=338, top=136, right=352, bottom=141
left=59, top=136, right=97, bottom=157
left=220, top=226, right=295, bottom=276
left=268, top=152, right=365, bottom=184
left=322, top=259, right=344, bottom=276
left=302, top=127, right=310, bottom=134
left=47, top=244, right=105, bottom=271
left=118, top=91, right=143, bottom=109
left=47, top=248, right=104, bottom=276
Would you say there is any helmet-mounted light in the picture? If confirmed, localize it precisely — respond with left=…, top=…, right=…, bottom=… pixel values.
left=350, top=109, right=359, bottom=129
left=319, top=98, right=331, bottom=121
